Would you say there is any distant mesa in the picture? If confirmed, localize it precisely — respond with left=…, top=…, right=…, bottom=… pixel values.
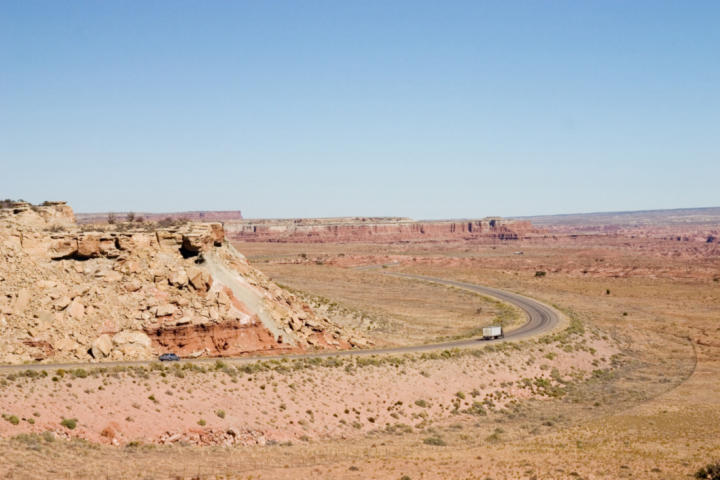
left=513, top=206, right=720, bottom=227
left=511, top=206, right=720, bottom=243
left=225, top=217, right=537, bottom=243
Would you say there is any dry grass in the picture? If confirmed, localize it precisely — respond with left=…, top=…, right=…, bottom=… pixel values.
left=260, top=262, right=522, bottom=346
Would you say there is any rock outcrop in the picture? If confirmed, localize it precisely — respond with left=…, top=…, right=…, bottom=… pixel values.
left=0, top=201, right=75, bottom=227
left=0, top=202, right=357, bottom=364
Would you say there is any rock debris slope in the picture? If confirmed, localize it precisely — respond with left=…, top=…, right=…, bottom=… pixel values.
left=0, top=202, right=357, bottom=364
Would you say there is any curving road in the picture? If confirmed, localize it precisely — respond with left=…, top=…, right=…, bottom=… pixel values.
left=0, top=273, right=561, bottom=373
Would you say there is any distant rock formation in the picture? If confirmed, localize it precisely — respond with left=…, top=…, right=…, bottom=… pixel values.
left=226, top=217, right=537, bottom=243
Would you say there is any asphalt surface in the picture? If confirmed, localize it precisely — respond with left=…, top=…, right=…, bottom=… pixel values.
left=0, top=272, right=561, bottom=373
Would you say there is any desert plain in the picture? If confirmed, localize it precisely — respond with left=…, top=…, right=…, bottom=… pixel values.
left=0, top=203, right=718, bottom=479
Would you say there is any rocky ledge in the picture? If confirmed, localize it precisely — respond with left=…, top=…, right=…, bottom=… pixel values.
left=0, top=202, right=363, bottom=364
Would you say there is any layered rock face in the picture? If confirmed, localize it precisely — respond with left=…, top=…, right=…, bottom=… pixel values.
left=0, top=203, right=354, bottom=364
left=226, top=217, right=536, bottom=243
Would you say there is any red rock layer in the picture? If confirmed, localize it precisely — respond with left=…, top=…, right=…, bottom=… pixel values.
left=145, top=320, right=296, bottom=358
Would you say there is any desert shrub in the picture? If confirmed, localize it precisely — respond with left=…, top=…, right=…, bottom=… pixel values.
left=197, top=419, right=206, bottom=426
left=465, top=402, right=487, bottom=416
left=45, top=224, right=67, bottom=233
left=385, top=423, right=413, bottom=435
left=535, top=271, right=546, bottom=277
left=414, top=399, right=428, bottom=408
left=60, top=418, right=77, bottom=430
left=423, top=436, right=446, bottom=446
left=2, top=414, right=19, bottom=425
left=157, top=216, right=188, bottom=228
left=215, top=410, right=226, bottom=419
left=486, top=427, right=504, bottom=443
left=695, top=461, right=720, bottom=480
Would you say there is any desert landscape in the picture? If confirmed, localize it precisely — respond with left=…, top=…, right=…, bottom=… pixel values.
left=3, top=2, right=718, bottom=478
left=0, top=200, right=718, bottom=479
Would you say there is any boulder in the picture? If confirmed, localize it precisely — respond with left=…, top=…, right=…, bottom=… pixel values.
left=168, top=269, right=188, bottom=287
left=102, top=271, right=123, bottom=283
left=156, top=303, right=177, bottom=317
left=67, top=300, right=85, bottom=319
left=70, top=285, right=90, bottom=299
left=77, top=235, right=101, bottom=258
left=91, top=334, right=113, bottom=358
left=98, top=237, right=120, bottom=258
left=12, top=288, right=31, bottom=316
left=304, top=318, right=324, bottom=332
left=289, top=316, right=303, bottom=331
left=124, top=280, right=142, bottom=292
left=181, top=234, right=207, bottom=254
left=37, top=280, right=57, bottom=289
left=112, top=330, right=151, bottom=349
left=116, top=235, right=136, bottom=251
left=349, top=337, right=370, bottom=348
left=187, top=267, right=212, bottom=293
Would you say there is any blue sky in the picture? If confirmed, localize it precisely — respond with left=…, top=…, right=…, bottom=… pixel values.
left=1, top=1, right=718, bottom=218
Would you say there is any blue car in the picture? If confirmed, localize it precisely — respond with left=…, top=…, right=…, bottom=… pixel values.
left=158, top=353, right=180, bottom=362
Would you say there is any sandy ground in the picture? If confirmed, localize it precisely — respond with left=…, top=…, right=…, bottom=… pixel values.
left=0, top=329, right=614, bottom=447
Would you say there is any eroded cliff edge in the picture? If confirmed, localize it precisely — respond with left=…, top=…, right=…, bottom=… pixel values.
left=0, top=202, right=362, bottom=364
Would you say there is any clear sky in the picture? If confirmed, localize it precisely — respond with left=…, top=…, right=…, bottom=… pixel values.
left=1, top=1, right=718, bottom=218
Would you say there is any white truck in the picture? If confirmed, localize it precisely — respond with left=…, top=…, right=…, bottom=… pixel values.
left=482, top=326, right=504, bottom=340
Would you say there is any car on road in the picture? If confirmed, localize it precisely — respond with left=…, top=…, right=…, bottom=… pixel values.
left=158, top=353, right=180, bottom=362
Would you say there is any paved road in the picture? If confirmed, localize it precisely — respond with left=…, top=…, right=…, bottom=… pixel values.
left=0, top=273, right=561, bottom=373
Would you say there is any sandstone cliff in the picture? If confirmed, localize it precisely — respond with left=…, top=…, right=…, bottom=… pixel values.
left=0, top=203, right=357, bottom=364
